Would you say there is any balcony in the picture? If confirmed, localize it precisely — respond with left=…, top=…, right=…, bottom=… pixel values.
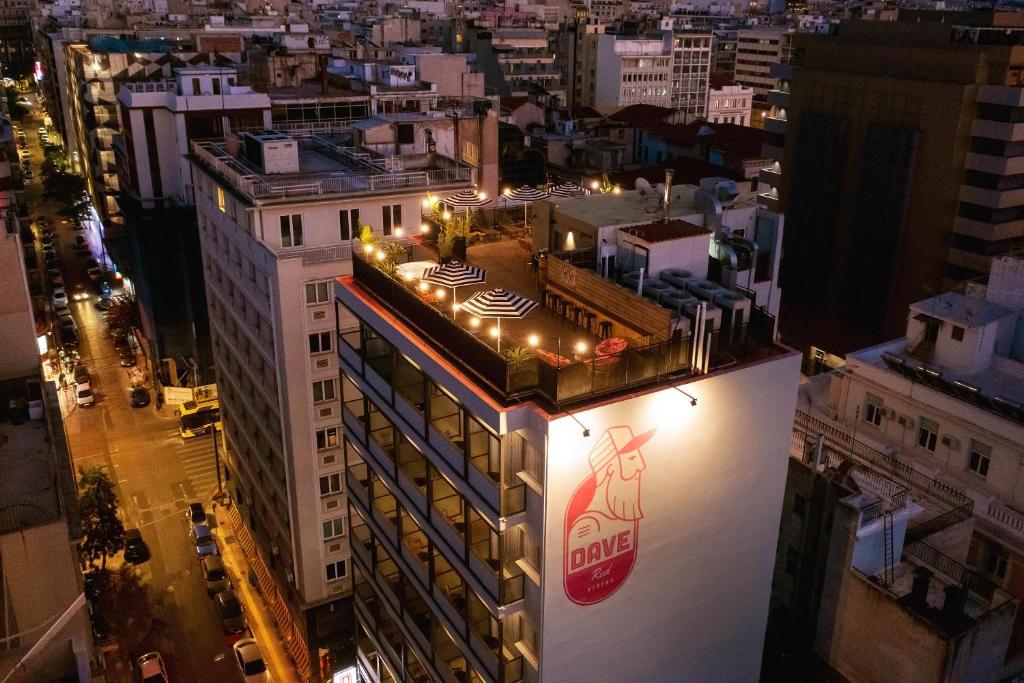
left=758, top=165, right=782, bottom=188
left=763, top=115, right=787, bottom=136
left=766, top=89, right=789, bottom=109
left=757, top=191, right=780, bottom=212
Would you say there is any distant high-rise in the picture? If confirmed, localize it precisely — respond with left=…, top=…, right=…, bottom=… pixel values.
left=779, top=13, right=1024, bottom=352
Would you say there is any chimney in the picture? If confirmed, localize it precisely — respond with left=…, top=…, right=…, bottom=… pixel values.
left=942, top=584, right=968, bottom=619
left=909, top=567, right=933, bottom=609
left=661, top=169, right=674, bottom=223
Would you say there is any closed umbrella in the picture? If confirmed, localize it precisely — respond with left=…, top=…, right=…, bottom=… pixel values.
left=421, top=260, right=486, bottom=311
left=460, top=287, right=538, bottom=353
left=502, top=185, right=549, bottom=228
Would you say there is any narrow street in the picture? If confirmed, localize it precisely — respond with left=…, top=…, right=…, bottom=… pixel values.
left=17, top=106, right=299, bottom=682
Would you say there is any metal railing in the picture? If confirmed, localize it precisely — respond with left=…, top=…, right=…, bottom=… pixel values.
left=190, top=139, right=472, bottom=202
left=903, top=539, right=1001, bottom=602
left=353, top=254, right=782, bottom=408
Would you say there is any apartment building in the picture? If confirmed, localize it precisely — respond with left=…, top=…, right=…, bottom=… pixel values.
left=809, top=256, right=1024, bottom=670
left=468, top=27, right=567, bottom=104
left=336, top=198, right=801, bottom=682
left=581, top=33, right=673, bottom=112
left=667, top=32, right=713, bottom=118
left=779, top=14, right=1024, bottom=352
left=188, top=125, right=475, bottom=676
left=708, top=83, right=753, bottom=126
left=734, top=28, right=792, bottom=100
left=0, top=0, right=33, bottom=70
left=0, top=210, right=91, bottom=682
left=115, top=66, right=271, bottom=382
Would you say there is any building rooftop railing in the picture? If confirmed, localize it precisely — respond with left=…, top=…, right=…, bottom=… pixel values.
left=190, top=138, right=473, bottom=203
left=351, top=251, right=782, bottom=409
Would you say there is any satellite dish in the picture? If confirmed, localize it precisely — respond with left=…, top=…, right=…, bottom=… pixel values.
left=635, top=177, right=654, bottom=198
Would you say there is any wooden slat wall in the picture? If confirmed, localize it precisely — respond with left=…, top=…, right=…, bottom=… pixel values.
left=545, top=256, right=671, bottom=342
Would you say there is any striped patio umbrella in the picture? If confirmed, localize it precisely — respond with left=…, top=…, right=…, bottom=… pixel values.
left=443, top=188, right=490, bottom=215
left=421, top=260, right=486, bottom=311
left=460, top=288, right=538, bottom=352
left=549, top=182, right=585, bottom=197
left=502, top=185, right=549, bottom=227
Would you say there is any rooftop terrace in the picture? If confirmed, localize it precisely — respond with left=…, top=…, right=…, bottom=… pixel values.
left=343, top=236, right=783, bottom=409
left=190, top=132, right=472, bottom=204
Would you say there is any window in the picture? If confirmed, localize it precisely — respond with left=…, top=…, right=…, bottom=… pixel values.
left=397, top=123, right=414, bottom=145
left=952, top=325, right=965, bottom=342
left=323, top=517, right=346, bottom=540
left=305, top=281, right=330, bottom=304
left=280, top=214, right=303, bottom=247
left=969, top=440, right=992, bottom=478
left=316, top=426, right=339, bottom=450
left=382, top=204, right=401, bottom=236
left=864, top=394, right=884, bottom=427
left=326, top=559, right=347, bottom=581
left=309, top=332, right=332, bottom=354
left=313, top=379, right=336, bottom=403
left=985, top=550, right=1008, bottom=579
left=319, top=472, right=342, bottom=496
left=212, top=78, right=220, bottom=95
left=793, top=493, right=805, bottom=519
left=918, top=417, right=939, bottom=452
left=191, top=77, right=201, bottom=94
left=216, top=186, right=225, bottom=213
left=339, top=208, right=359, bottom=241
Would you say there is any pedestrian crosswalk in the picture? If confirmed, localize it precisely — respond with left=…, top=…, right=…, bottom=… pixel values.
left=163, top=424, right=221, bottom=501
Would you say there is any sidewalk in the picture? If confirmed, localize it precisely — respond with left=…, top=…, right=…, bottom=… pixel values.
left=212, top=504, right=302, bottom=683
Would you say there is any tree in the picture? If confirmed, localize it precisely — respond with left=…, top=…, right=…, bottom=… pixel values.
left=59, top=198, right=92, bottom=226
left=77, top=466, right=125, bottom=570
left=42, top=170, right=88, bottom=204
left=105, top=293, right=141, bottom=331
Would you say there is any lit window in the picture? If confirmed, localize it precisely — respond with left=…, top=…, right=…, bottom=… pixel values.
left=216, top=186, right=225, bottom=213
left=316, top=426, right=339, bottom=451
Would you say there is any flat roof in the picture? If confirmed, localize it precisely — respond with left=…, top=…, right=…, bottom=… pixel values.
left=910, top=292, right=1012, bottom=328
left=548, top=186, right=754, bottom=228
left=617, top=219, right=711, bottom=243
left=0, top=403, right=61, bottom=534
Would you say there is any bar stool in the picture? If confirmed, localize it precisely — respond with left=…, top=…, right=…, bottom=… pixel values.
left=558, top=299, right=571, bottom=319
left=548, top=293, right=562, bottom=314
left=599, top=321, right=613, bottom=339
left=572, top=305, right=584, bottom=326
left=584, top=311, right=597, bottom=333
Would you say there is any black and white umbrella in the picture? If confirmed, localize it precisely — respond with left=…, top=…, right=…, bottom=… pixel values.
left=460, top=288, right=538, bottom=352
left=422, top=260, right=486, bottom=310
left=443, top=188, right=490, bottom=216
left=503, top=186, right=549, bottom=227
left=549, top=182, right=584, bottom=197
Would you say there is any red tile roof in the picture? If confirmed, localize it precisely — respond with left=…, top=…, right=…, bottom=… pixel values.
left=617, top=219, right=712, bottom=243
left=570, top=106, right=604, bottom=120
left=500, top=95, right=532, bottom=112
left=608, top=103, right=675, bottom=124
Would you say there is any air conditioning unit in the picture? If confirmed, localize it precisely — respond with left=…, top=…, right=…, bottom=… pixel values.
left=687, top=279, right=727, bottom=302
left=322, top=453, right=336, bottom=465
left=319, top=407, right=333, bottom=418
left=315, top=358, right=329, bottom=369
left=313, top=310, right=327, bottom=320
left=714, top=290, right=752, bottom=329
left=897, top=415, right=914, bottom=429
left=941, top=435, right=961, bottom=451
left=884, top=408, right=896, bottom=420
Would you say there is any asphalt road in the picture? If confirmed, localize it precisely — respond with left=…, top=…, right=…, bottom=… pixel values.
left=18, top=109, right=242, bottom=683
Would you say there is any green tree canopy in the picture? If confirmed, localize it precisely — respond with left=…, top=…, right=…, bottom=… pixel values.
left=77, top=466, right=125, bottom=570
left=105, top=293, right=141, bottom=331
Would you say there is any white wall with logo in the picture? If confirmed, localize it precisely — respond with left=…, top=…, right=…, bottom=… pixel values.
left=540, top=352, right=801, bottom=682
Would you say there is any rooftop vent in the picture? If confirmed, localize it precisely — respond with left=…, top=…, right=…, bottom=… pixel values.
left=243, top=131, right=299, bottom=175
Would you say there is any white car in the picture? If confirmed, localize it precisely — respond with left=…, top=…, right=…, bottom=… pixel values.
left=232, top=638, right=270, bottom=682
left=75, top=382, right=94, bottom=407
left=53, top=288, right=68, bottom=308
left=136, top=652, right=168, bottom=683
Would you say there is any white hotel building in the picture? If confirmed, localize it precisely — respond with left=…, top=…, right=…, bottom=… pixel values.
left=188, top=123, right=474, bottom=674
left=335, top=216, right=801, bottom=681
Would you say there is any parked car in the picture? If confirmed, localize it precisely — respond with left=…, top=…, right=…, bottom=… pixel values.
left=190, top=522, right=218, bottom=559
left=136, top=652, right=168, bottom=683
left=49, top=272, right=64, bottom=287
left=52, top=287, right=68, bottom=308
left=74, top=364, right=90, bottom=384
left=186, top=501, right=206, bottom=525
left=58, top=318, right=76, bottom=338
left=40, top=231, right=52, bottom=246
left=113, top=335, right=131, bottom=353
left=75, top=382, right=94, bottom=407
left=200, top=555, right=230, bottom=596
left=129, top=387, right=150, bottom=408
left=124, top=528, right=151, bottom=564
left=86, top=266, right=101, bottom=282
left=119, top=348, right=137, bottom=367
left=60, top=326, right=78, bottom=349
left=215, top=589, right=248, bottom=643
left=69, top=283, right=89, bottom=301
left=232, top=638, right=270, bottom=683
left=23, top=169, right=32, bottom=179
